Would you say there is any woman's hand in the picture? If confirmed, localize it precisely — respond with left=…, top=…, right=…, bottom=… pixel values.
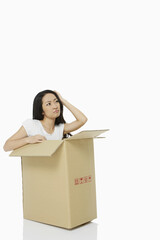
left=54, top=90, right=65, bottom=104
left=26, top=135, right=46, bottom=144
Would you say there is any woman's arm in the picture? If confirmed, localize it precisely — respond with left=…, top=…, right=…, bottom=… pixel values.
left=3, top=126, right=46, bottom=152
left=55, top=91, right=88, bottom=134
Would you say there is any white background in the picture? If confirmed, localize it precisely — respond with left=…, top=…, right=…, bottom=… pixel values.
left=0, top=0, right=160, bottom=239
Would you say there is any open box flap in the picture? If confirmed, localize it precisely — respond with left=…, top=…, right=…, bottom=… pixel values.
left=66, top=129, right=109, bottom=140
left=9, top=140, right=63, bottom=157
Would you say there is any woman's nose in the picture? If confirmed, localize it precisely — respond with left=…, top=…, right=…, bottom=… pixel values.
left=52, top=103, right=58, bottom=108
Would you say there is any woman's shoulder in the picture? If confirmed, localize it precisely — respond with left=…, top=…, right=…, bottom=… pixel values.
left=22, top=119, right=40, bottom=127
left=22, top=119, right=41, bottom=136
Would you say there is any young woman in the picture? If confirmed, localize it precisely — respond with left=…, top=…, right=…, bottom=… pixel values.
left=3, top=90, right=88, bottom=151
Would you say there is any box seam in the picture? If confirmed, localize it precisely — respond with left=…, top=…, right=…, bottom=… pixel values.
left=64, top=141, right=72, bottom=228
left=91, top=139, right=98, bottom=219
left=21, top=157, right=24, bottom=219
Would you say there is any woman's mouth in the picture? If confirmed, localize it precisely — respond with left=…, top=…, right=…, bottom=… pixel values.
left=53, top=110, right=59, bottom=113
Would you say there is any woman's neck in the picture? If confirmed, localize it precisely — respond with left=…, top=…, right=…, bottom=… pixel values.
left=40, top=117, right=55, bottom=133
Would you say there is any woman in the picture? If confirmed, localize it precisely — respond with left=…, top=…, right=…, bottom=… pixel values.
left=3, top=90, right=88, bottom=151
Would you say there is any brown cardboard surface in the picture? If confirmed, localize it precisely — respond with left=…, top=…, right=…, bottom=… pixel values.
left=65, top=139, right=97, bottom=227
left=10, top=129, right=109, bottom=157
left=21, top=145, right=70, bottom=228
left=10, top=140, right=63, bottom=157
left=66, top=129, right=109, bottom=140
left=10, top=129, right=108, bottom=229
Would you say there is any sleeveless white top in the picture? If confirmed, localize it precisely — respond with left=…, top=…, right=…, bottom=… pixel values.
left=22, top=119, right=64, bottom=140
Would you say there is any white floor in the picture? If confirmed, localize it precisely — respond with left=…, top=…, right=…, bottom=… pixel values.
left=23, top=220, right=98, bottom=240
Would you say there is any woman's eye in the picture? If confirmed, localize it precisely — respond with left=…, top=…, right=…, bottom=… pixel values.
left=56, top=100, right=59, bottom=102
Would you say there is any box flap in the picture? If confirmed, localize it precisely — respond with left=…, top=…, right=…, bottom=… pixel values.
left=9, top=140, right=63, bottom=157
left=66, top=129, right=109, bottom=140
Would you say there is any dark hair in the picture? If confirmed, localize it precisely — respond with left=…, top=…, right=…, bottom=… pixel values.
left=33, top=90, right=72, bottom=139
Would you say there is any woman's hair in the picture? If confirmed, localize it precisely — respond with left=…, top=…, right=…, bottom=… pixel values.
left=33, top=90, right=72, bottom=139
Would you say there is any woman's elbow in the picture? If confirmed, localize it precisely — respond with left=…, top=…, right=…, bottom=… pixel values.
left=81, top=117, right=88, bottom=125
left=3, top=145, right=8, bottom=152
left=3, top=142, right=10, bottom=152
left=84, top=117, right=88, bottom=123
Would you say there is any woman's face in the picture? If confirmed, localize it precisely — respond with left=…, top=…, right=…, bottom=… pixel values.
left=42, top=93, right=61, bottom=119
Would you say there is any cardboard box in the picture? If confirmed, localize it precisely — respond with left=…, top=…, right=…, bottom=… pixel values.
left=10, top=129, right=108, bottom=229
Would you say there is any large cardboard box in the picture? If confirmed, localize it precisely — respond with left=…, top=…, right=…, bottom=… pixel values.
left=10, top=129, right=108, bottom=229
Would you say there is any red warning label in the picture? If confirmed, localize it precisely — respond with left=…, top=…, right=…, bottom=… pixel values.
left=74, top=175, right=92, bottom=185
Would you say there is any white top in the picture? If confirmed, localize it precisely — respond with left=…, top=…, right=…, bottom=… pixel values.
left=22, top=119, right=64, bottom=140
